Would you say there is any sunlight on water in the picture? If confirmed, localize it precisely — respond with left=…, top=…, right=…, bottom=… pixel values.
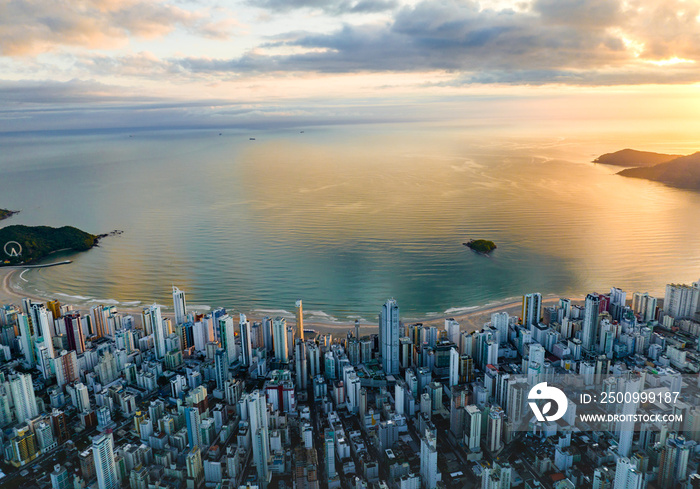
left=1, top=124, right=699, bottom=320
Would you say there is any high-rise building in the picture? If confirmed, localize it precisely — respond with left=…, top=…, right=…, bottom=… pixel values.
left=92, top=433, right=118, bottom=489
left=665, top=283, right=700, bottom=319
left=295, top=339, right=308, bottom=391
left=465, top=404, right=482, bottom=452
left=54, top=350, right=79, bottom=387
left=273, top=317, right=289, bottom=363
left=420, top=430, right=439, bottom=489
left=50, top=463, right=71, bottom=489
left=613, top=457, right=643, bottom=489
left=148, top=304, right=165, bottom=360
left=582, top=293, right=600, bottom=351
left=63, top=312, right=85, bottom=354
left=445, top=318, right=460, bottom=345
left=482, top=461, right=512, bottom=489
left=659, top=433, right=691, bottom=488
left=296, top=300, right=304, bottom=341
left=31, top=303, right=55, bottom=359
left=380, top=299, right=400, bottom=375
left=240, top=314, right=253, bottom=367
left=172, top=286, right=187, bottom=325
left=487, top=407, right=504, bottom=452
left=10, top=372, right=38, bottom=422
left=325, top=429, right=336, bottom=479
left=449, top=347, right=459, bottom=387
left=218, top=315, right=236, bottom=365
left=522, top=293, right=542, bottom=327
left=17, top=313, right=35, bottom=367
left=248, top=390, right=270, bottom=488
left=185, top=407, right=202, bottom=448
left=215, top=349, right=229, bottom=391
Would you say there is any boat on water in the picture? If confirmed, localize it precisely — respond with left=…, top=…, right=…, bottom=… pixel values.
left=250, top=137, right=256, bottom=140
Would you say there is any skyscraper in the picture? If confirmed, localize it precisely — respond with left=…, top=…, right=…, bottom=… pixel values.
left=185, top=407, right=202, bottom=448
left=659, top=433, right=691, bottom=488
left=215, top=349, right=229, bottom=391
left=420, top=430, right=439, bottom=489
left=273, top=317, right=288, bottom=363
left=248, top=390, right=270, bottom=488
left=10, top=372, right=38, bottom=422
left=582, top=293, right=600, bottom=351
left=325, top=429, right=336, bottom=479
left=149, top=304, right=165, bottom=360
left=295, top=339, right=308, bottom=391
left=613, top=457, right=643, bottom=489
left=665, top=283, right=700, bottom=319
left=17, top=313, right=35, bottom=367
left=380, top=299, right=400, bottom=375
left=218, top=315, right=236, bottom=366
left=449, top=347, right=459, bottom=387
left=31, top=303, right=55, bottom=359
left=240, top=314, right=253, bottom=367
left=92, top=433, right=118, bottom=489
left=296, top=299, right=304, bottom=341
left=172, top=286, right=187, bottom=325
left=522, top=293, right=542, bottom=327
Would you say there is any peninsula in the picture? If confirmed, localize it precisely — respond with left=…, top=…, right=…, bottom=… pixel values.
left=0, top=224, right=98, bottom=266
left=593, top=148, right=680, bottom=167
left=595, top=149, right=700, bottom=191
left=0, top=208, right=19, bottom=221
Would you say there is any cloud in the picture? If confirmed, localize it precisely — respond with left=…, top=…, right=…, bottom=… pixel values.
left=159, top=0, right=700, bottom=85
left=250, top=0, right=398, bottom=15
left=0, top=0, right=235, bottom=56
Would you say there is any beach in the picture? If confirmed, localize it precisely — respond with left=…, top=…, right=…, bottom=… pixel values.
left=0, top=266, right=582, bottom=336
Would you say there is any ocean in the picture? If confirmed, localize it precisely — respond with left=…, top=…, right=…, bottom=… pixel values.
left=2, top=123, right=700, bottom=322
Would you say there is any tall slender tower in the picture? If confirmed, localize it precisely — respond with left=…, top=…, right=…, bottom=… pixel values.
left=240, top=314, right=252, bottom=367
left=273, top=317, right=288, bottom=363
left=582, top=293, right=600, bottom=351
left=295, top=300, right=304, bottom=341
left=380, top=299, right=400, bottom=375
left=172, top=286, right=187, bottom=325
left=31, top=304, right=55, bottom=359
left=149, top=304, right=165, bottom=360
left=92, top=433, right=118, bottom=489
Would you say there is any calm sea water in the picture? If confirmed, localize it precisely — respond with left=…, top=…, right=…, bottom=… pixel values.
left=1, top=124, right=700, bottom=321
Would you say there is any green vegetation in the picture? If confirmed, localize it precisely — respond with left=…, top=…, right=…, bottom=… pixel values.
left=464, top=239, right=497, bottom=254
left=617, top=151, right=700, bottom=190
left=0, top=225, right=97, bottom=266
left=0, top=208, right=18, bottom=221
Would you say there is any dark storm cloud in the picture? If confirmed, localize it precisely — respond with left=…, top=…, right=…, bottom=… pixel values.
left=162, top=0, right=700, bottom=85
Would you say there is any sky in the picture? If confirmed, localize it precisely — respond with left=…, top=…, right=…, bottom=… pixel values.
left=2, top=0, right=700, bottom=133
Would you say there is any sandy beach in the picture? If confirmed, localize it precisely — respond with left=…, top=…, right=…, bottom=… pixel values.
left=0, top=266, right=581, bottom=336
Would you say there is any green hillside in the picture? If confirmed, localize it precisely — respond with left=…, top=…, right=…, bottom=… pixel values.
left=0, top=225, right=97, bottom=265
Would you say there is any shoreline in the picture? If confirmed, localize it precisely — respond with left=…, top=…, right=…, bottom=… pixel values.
left=0, top=267, right=584, bottom=335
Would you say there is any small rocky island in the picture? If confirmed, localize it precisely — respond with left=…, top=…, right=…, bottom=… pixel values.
left=463, top=239, right=497, bottom=254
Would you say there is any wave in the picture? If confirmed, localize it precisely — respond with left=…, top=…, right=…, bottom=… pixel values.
left=444, top=305, right=481, bottom=315
left=253, top=308, right=293, bottom=316
left=55, top=292, right=92, bottom=301
left=188, top=304, right=212, bottom=311
left=88, top=299, right=120, bottom=305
